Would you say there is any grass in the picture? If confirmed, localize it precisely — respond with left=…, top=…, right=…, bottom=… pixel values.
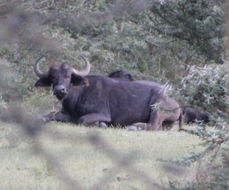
left=0, top=121, right=204, bottom=190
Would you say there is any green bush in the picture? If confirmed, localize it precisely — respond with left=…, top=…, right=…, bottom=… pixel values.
left=150, top=0, right=225, bottom=63
left=179, top=65, right=229, bottom=118
left=0, top=1, right=227, bottom=119
left=0, top=58, right=30, bottom=102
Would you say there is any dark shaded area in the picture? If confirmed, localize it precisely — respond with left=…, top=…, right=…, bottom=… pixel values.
left=183, top=107, right=210, bottom=124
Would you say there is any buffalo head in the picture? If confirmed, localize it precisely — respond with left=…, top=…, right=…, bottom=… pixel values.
left=34, top=56, right=91, bottom=100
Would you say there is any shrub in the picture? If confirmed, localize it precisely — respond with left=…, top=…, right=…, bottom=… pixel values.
left=150, top=0, right=225, bottom=63
left=0, top=58, right=30, bottom=102
left=179, top=65, right=229, bottom=118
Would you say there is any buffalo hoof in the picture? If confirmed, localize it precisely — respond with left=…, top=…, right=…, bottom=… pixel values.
left=99, top=122, right=108, bottom=128
left=94, top=121, right=108, bottom=128
left=127, top=122, right=147, bottom=131
left=127, top=125, right=138, bottom=131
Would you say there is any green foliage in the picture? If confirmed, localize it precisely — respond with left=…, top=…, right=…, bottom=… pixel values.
left=0, top=58, right=31, bottom=102
left=0, top=0, right=227, bottom=96
left=150, top=0, right=225, bottom=63
left=210, top=147, right=229, bottom=190
left=0, top=1, right=227, bottom=117
left=179, top=65, right=229, bottom=118
left=162, top=122, right=229, bottom=190
left=0, top=2, right=228, bottom=189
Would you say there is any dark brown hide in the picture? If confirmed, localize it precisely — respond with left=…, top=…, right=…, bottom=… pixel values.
left=108, top=70, right=163, bottom=89
left=108, top=70, right=134, bottom=81
left=108, top=70, right=183, bottom=130
left=35, top=62, right=166, bottom=128
left=183, top=107, right=210, bottom=124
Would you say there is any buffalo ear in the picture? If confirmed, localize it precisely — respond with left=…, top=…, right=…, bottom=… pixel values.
left=71, top=74, right=89, bottom=86
left=35, top=77, right=52, bottom=87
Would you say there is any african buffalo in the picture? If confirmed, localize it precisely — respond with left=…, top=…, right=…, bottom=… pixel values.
left=108, top=70, right=184, bottom=130
left=34, top=57, right=182, bottom=130
left=183, top=107, right=210, bottom=124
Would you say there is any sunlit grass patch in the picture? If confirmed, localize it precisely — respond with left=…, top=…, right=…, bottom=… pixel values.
left=0, top=121, right=204, bottom=190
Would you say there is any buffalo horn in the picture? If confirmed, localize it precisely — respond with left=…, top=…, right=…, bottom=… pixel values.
left=34, top=56, right=47, bottom=78
left=72, top=55, right=91, bottom=76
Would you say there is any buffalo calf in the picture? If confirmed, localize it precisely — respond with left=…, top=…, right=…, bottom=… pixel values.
left=183, top=107, right=210, bottom=124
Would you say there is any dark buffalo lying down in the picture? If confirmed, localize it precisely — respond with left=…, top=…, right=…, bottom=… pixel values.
left=34, top=58, right=183, bottom=130
left=108, top=70, right=183, bottom=130
left=183, top=107, right=210, bottom=124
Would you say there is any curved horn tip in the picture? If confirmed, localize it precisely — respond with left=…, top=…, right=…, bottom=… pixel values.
left=34, top=55, right=47, bottom=78
left=72, top=55, right=91, bottom=76
left=80, top=55, right=89, bottom=64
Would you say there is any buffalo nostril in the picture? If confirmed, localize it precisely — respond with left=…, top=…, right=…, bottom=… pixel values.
left=54, top=85, right=67, bottom=94
left=60, top=88, right=66, bottom=93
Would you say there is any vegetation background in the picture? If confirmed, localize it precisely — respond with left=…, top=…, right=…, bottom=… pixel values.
left=0, top=0, right=228, bottom=189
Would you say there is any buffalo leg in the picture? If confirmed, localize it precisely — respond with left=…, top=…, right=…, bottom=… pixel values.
left=178, top=113, right=185, bottom=131
left=147, top=111, right=163, bottom=130
left=77, top=113, right=111, bottom=126
left=42, top=111, right=72, bottom=123
left=146, top=94, right=164, bottom=130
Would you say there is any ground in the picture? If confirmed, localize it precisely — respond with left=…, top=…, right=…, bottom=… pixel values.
left=0, top=121, right=204, bottom=190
